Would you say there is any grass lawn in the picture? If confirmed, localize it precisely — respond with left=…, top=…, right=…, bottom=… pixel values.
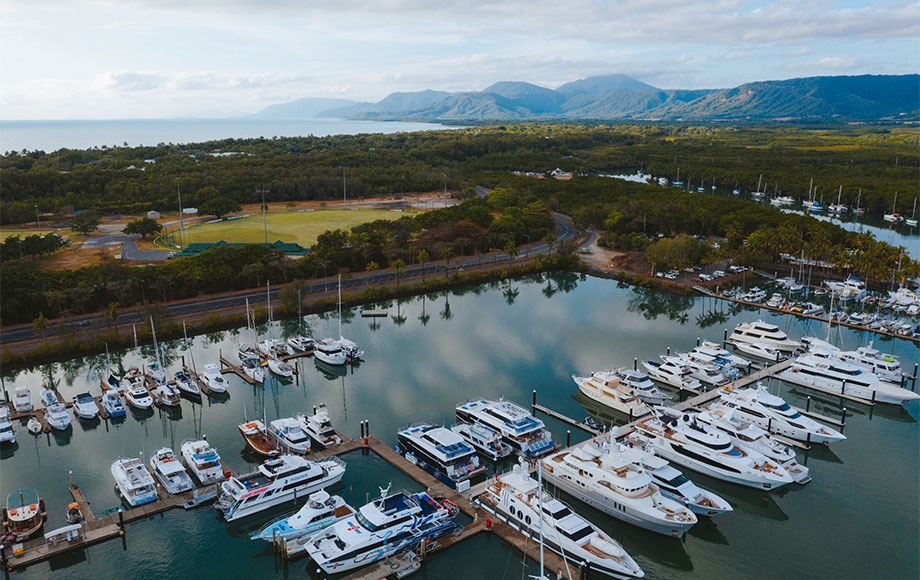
left=0, top=229, right=58, bottom=241
left=161, top=208, right=404, bottom=248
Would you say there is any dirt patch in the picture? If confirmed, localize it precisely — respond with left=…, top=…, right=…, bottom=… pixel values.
left=39, top=246, right=118, bottom=270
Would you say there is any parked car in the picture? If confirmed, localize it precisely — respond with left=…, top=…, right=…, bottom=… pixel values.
left=713, top=270, right=726, bottom=278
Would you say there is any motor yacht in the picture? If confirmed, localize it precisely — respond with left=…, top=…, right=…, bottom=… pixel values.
left=286, top=334, right=314, bottom=353
left=313, top=338, right=347, bottom=366
left=338, top=337, right=364, bottom=361
left=125, top=383, right=154, bottom=409
left=477, top=460, right=644, bottom=578
left=455, top=398, right=555, bottom=458
left=740, top=288, right=767, bottom=303
left=111, top=456, right=158, bottom=507
left=250, top=490, right=354, bottom=542
left=542, top=442, right=697, bottom=537
left=72, top=392, right=99, bottom=419
left=240, top=357, right=265, bottom=384
left=12, top=386, right=33, bottom=413
left=693, top=341, right=751, bottom=371
left=150, top=447, right=195, bottom=495
left=729, top=320, right=801, bottom=352
left=642, top=358, right=702, bottom=391
left=143, top=361, right=167, bottom=384
left=397, top=424, right=485, bottom=490
left=2, top=488, right=46, bottom=540
left=450, top=422, right=513, bottom=462
left=40, top=389, right=72, bottom=430
left=615, top=368, right=672, bottom=405
left=174, top=370, right=201, bottom=398
left=789, top=302, right=824, bottom=316
left=675, top=354, right=730, bottom=386
left=733, top=341, right=786, bottom=362
left=0, top=401, right=15, bottom=444
left=200, top=363, right=228, bottom=393
left=297, top=404, right=342, bottom=449
left=267, top=417, right=312, bottom=454
left=803, top=339, right=909, bottom=384
left=717, top=384, right=845, bottom=444
left=215, top=455, right=346, bottom=522
left=631, top=413, right=793, bottom=490
left=779, top=354, right=920, bottom=404
left=573, top=370, right=652, bottom=417
left=181, top=439, right=226, bottom=485
left=239, top=419, right=281, bottom=458
left=155, top=384, right=181, bottom=407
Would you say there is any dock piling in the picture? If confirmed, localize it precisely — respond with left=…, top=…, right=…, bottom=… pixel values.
left=633, top=358, right=637, bottom=371
left=532, top=389, right=536, bottom=413
left=913, top=364, right=918, bottom=390
left=723, top=329, right=728, bottom=348
left=840, top=407, right=847, bottom=427
left=696, top=337, right=700, bottom=347
left=566, top=430, right=571, bottom=447
left=806, top=396, right=811, bottom=413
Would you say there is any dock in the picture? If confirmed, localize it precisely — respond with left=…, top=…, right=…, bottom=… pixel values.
left=218, top=355, right=257, bottom=385
left=533, top=403, right=603, bottom=437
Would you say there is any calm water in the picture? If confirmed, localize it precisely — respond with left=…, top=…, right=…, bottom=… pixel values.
left=0, top=118, right=455, bottom=153
left=1, top=274, right=917, bottom=580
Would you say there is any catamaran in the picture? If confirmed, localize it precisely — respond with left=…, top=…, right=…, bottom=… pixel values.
left=397, top=423, right=485, bottom=489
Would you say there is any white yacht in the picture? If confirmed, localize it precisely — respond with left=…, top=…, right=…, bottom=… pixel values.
left=717, top=384, right=846, bottom=444
left=72, top=392, right=99, bottom=419
left=542, top=442, right=697, bottom=538
left=733, top=341, right=786, bottom=362
left=305, top=488, right=460, bottom=575
left=642, top=358, right=702, bottom=391
left=105, top=368, right=124, bottom=393
left=573, top=371, right=651, bottom=417
left=297, top=404, right=342, bottom=449
left=740, top=287, right=767, bottom=303
left=477, top=461, right=644, bottom=578
left=0, top=401, right=15, bottom=444
left=155, top=384, right=181, bottom=407
left=615, top=368, right=672, bottom=405
left=631, top=413, right=793, bottom=490
left=250, top=490, right=354, bottom=542
left=778, top=354, right=920, bottom=404
left=239, top=357, right=265, bottom=384
left=143, top=361, right=167, bottom=384
left=200, top=363, right=228, bottom=393
left=619, top=445, right=732, bottom=517
left=729, top=320, right=801, bottom=352
left=455, top=398, right=555, bottom=458
left=215, top=455, right=346, bottom=522
left=802, top=339, right=909, bottom=384
left=766, top=293, right=785, bottom=308
left=676, top=354, right=730, bottom=386
left=338, top=337, right=364, bottom=361
left=181, top=439, right=226, bottom=485
left=238, top=343, right=259, bottom=361
left=149, top=447, right=195, bottom=495
left=692, top=341, right=752, bottom=371
left=267, top=417, right=312, bottom=455
left=101, top=391, right=127, bottom=418
left=688, top=407, right=811, bottom=484
left=266, top=357, right=294, bottom=378
left=286, top=334, right=314, bottom=353
left=258, top=338, right=291, bottom=358
left=125, top=383, right=154, bottom=409
left=12, top=386, right=33, bottom=413
left=450, top=422, right=513, bottom=461
left=40, top=389, right=72, bottom=430
left=397, top=424, right=485, bottom=489
left=314, top=338, right=347, bottom=366
left=111, top=456, right=158, bottom=507
left=173, top=370, right=201, bottom=398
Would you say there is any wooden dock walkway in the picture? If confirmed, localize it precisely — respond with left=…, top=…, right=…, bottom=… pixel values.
left=218, top=355, right=256, bottom=385
left=533, top=403, right=603, bottom=437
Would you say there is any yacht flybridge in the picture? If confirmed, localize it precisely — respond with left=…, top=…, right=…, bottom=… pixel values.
left=779, top=354, right=919, bottom=404
left=717, top=384, right=845, bottom=444
left=801, top=338, right=909, bottom=384
left=397, top=424, right=485, bottom=489
left=615, top=368, right=671, bottom=405
left=728, top=320, right=800, bottom=352
left=572, top=370, right=652, bottom=417
left=642, top=358, right=702, bottom=391
left=456, top=398, right=555, bottom=458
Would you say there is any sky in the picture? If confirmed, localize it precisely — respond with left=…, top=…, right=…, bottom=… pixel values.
left=1, top=0, right=917, bottom=119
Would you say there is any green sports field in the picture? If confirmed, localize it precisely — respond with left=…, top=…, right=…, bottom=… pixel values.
left=162, top=208, right=404, bottom=248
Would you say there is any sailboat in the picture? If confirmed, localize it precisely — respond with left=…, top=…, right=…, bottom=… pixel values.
left=335, top=275, right=364, bottom=362
left=828, top=185, right=847, bottom=214
left=237, top=299, right=265, bottom=383
left=853, top=189, right=866, bottom=215
left=751, top=174, right=765, bottom=198
left=259, top=283, right=294, bottom=378
left=906, top=197, right=918, bottom=227
left=884, top=192, right=902, bottom=222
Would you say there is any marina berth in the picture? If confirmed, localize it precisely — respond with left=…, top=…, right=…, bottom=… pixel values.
left=450, top=422, right=513, bottom=461
left=313, top=338, right=347, bottom=366
left=779, top=354, right=920, bottom=404
left=0, top=401, right=15, bottom=444
left=477, top=460, right=644, bottom=578
left=111, top=456, right=159, bottom=507
left=200, top=363, right=229, bottom=393
left=215, top=455, right=346, bottom=522
left=12, top=386, right=33, bottom=413
left=631, top=412, right=794, bottom=490
left=717, top=384, right=845, bottom=444
left=72, top=392, right=99, bottom=419
left=40, top=389, right=72, bottom=431
left=542, top=442, right=698, bottom=537
left=573, top=370, right=652, bottom=417
left=397, top=423, right=485, bottom=489
left=240, top=357, right=265, bottom=384
left=728, top=320, right=801, bottom=352
left=2, top=488, right=46, bottom=541
left=615, top=368, right=672, bottom=405
left=174, top=370, right=201, bottom=398
left=149, top=447, right=195, bottom=494
left=239, top=420, right=281, bottom=458
left=101, top=391, right=127, bottom=418
left=125, top=383, right=154, bottom=409
left=250, top=490, right=354, bottom=542
left=455, top=398, right=555, bottom=458
left=268, top=417, right=312, bottom=454
left=181, top=439, right=226, bottom=485
left=642, top=358, right=702, bottom=391
left=305, top=487, right=459, bottom=574
left=297, top=404, right=342, bottom=449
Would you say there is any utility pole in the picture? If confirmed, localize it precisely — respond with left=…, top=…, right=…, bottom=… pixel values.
left=176, top=178, right=184, bottom=248
left=342, top=167, right=347, bottom=210
left=257, top=188, right=269, bottom=244
left=35, top=205, right=40, bottom=229
left=443, top=173, right=447, bottom=199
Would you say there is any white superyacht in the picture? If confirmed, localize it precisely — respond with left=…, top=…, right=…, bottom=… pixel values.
left=572, top=370, right=651, bottom=417
left=642, top=357, right=702, bottom=391
left=779, top=354, right=920, bottom=404
left=717, top=384, right=846, bottom=444
left=728, top=320, right=801, bottom=352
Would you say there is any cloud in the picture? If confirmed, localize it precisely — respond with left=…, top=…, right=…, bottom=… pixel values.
left=98, top=71, right=165, bottom=91
left=784, top=56, right=862, bottom=71
left=783, top=46, right=813, bottom=57
left=720, top=50, right=755, bottom=61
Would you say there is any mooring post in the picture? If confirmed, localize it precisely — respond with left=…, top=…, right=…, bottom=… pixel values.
left=767, top=417, right=772, bottom=433
left=633, top=358, right=638, bottom=371
left=532, top=389, right=536, bottom=414
left=840, top=407, right=847, bottom=427
left=913, top=364, right=918, bottom=390
left=806, top=395, right=811, bottom=413
left=696, top=337, right=700, bottom=347
left=566, top=430, right=571, bottom=447
left=723, top=329, right=728, bottom=348
left=666, top=346, right=670, bottom=356
left=841, top=379, right=847, bottom=396
left=118, top=509, right=124, bottom=531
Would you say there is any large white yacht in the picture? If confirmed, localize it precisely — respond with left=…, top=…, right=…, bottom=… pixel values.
left=542, top=442, right=697, bottom=538
left=450, top=422, right=513, bottom=461
left=200, top=363, right=228, bottom=393
left=305, top=487, right=459, bottom=574
left=631, top=413, right=793, bottom=490
left=675, top=354, right=730, bottom=386
left=149, top=447, right=195, bottom=495
left=716, top=384, right=846, bottom=444
left=251, top=490, right=354, bottom=542
left=802, top=338, right=909, bottom=384
left=215, top=455, right=345, bottom=522
left=111, top=456, right=158, bottom=507
left=314, top=338, right=347, bottom=366
left=476, top=461, right=644, bottom=578
left=615, top=368, right=671, bottom=405
left=455, top=398, right=555, bottom=458
left=297, top=404, right=342, bottom=449
left=779, top=354, right=920, bottom=404
left=689, top=341, right=751, bottom=372
left=397, top=424, right=485, bottom=490
left=572, top=371, right=651, bottom=417
left=642, top=358, right=702, bottom=391
left=181, top=439, right=226, bottom=485
left=733, top=341, right=786, bottom=362
left=267, top=417, right=312, bottom=455
left=728, top=320, right=800, bottom=352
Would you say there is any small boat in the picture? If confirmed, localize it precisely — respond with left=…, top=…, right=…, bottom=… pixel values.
left=150, top=447, right=195, bottom=494
left=40, top=388, right=72, bottom=430
left=267, top=417, right=312, bottom=455
left=906, top=197, right=918, bottom=227
left=884, top=192, right=902, bottom=222
left=2, top=488, right=46, bottom=540
left=584, top=416, right=603, bottom=431
left=112, top=456, right=158, bottom=507
left=0, top=401, right=15, bottom=444
left=450, top=422, right=513, bottom=462
left=72, top=392, right=99, bottom=420
left=240, top=357, right=265, bottom=384
left=313, top=338, right=347, bottom=366
left=250, top=490, right=355, bottom=542
left=258, top=338, right=291, bottom=358
left=101, top=391, right=127, bottom=418
left=181, top=439, right=226, bottom=485
left=616, top=368, right=672, bottom=405
left=125, top=384, right=154, bottom=409
left=286, top=334, right=314, bottom=353
left=65, top=502, right=84, bottom=524
left=27, top=417, right=42, bottom=435
left=338, top=337, right=364, bottom=362
left=12, top=386, right=33, bottom=413
left=155, top=384, right=181, bottom=407
left=174, top=370, right=201, bottom=398
left=238, top=343, right=259, bottom=361
left=105, top=368, right=124, bottom=393
left=123, top=367, right=144, bottom=391
left=297, top=404, right=342, bottom=449
left=239, top=420, right=281, bottom=457
left=143, top=361, right=166, bottom=384
left=200, top=363, right=228, bottom=393
left=266, top=357, right=294, bottom=378
left=766, top=293, right=785, bottom=308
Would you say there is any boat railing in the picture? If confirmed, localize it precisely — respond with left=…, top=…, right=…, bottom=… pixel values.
left=320, top=455, right=346, bottom=470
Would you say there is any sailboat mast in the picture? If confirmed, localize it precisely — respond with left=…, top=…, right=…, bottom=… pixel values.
left=537, top=459, right=545, bottom=578
left=338, top=274, right=343, bottom=338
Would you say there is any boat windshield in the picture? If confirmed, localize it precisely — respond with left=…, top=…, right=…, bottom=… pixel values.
left=661, top=473, right=690, bottom=487
left=355, top=511, right=378, bottom=532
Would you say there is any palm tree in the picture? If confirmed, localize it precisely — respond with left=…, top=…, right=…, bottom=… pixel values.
left=504, top=239, right=519, bottom=260
left=392, top=258, right=406, bottom=285
left=440, top=247, right=455, bottom=278
left=542, top=233, right=558, bottom=256
left=417, top=249, right=429, bottom=281
left=418, top=294, right=431, bottom=326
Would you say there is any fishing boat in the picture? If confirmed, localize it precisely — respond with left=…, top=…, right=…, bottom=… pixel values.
left=154, top=384, right=181, bottom=407
left=150, top=447, right=195, bottom=494
left=111, top=456, right=158, bottom=507
left=2, top=488, right=46, bottom=540
left=778, top=354, right=920, bottom=404
left=125, top=383, right=154, bottom=409
left=250, top=490, right=355, bottom=542
left=455, top=398, right=555, bottom=458
left=267, top=417, right=312, bottom=455
left=572, top=370, right=651, bottom=417
left=215, top=455, right=346, bottom=522
left=72, top=392, right=99, bottom=419
left=615, top=368, right=672, bottom=405
left=716, top=384, right=845, bottom=444
left=450, top=422, right=513, bottom=462
left=239, top=419, right=281, bottom=458
left=65, top=502, right=83, bottom=525
left=12, top=386, right=33, bottom=413
left=477, top=460, right=644, bottom=578
left=728, top=320, right=801, bottom=352
left=305, top=486, right=459, bottom=574
left=0, top=401, right=15, bottom=444
left=642, top=357, right=702, bottom=391
left=181, top=438, right=226, bottom=485
left=397, top=423, right=485, bottom=489
left=542, top=441, right=698, bottom=538
left=101, top=391, right=127, bottom=418
left=174, top=370, right=201, bottom=398
left=200, top=363, right=228, bottom=393
left=297, top=404, right=342, bottom=449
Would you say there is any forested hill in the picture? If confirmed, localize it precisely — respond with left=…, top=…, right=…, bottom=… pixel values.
left=259, top=74, right=919, bottom=122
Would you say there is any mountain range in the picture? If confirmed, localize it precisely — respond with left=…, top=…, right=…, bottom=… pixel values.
left=252, top=74, right=919, bottom=122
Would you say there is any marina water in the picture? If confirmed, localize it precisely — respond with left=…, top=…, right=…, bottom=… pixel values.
left=1, top=274, right=917, bottom=579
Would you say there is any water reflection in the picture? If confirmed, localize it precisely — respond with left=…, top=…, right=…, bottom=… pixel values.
left=627, top=287, right=695, bottom=323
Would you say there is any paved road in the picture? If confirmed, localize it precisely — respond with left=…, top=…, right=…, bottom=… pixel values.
left=121, top=237, right=172, bottom=261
